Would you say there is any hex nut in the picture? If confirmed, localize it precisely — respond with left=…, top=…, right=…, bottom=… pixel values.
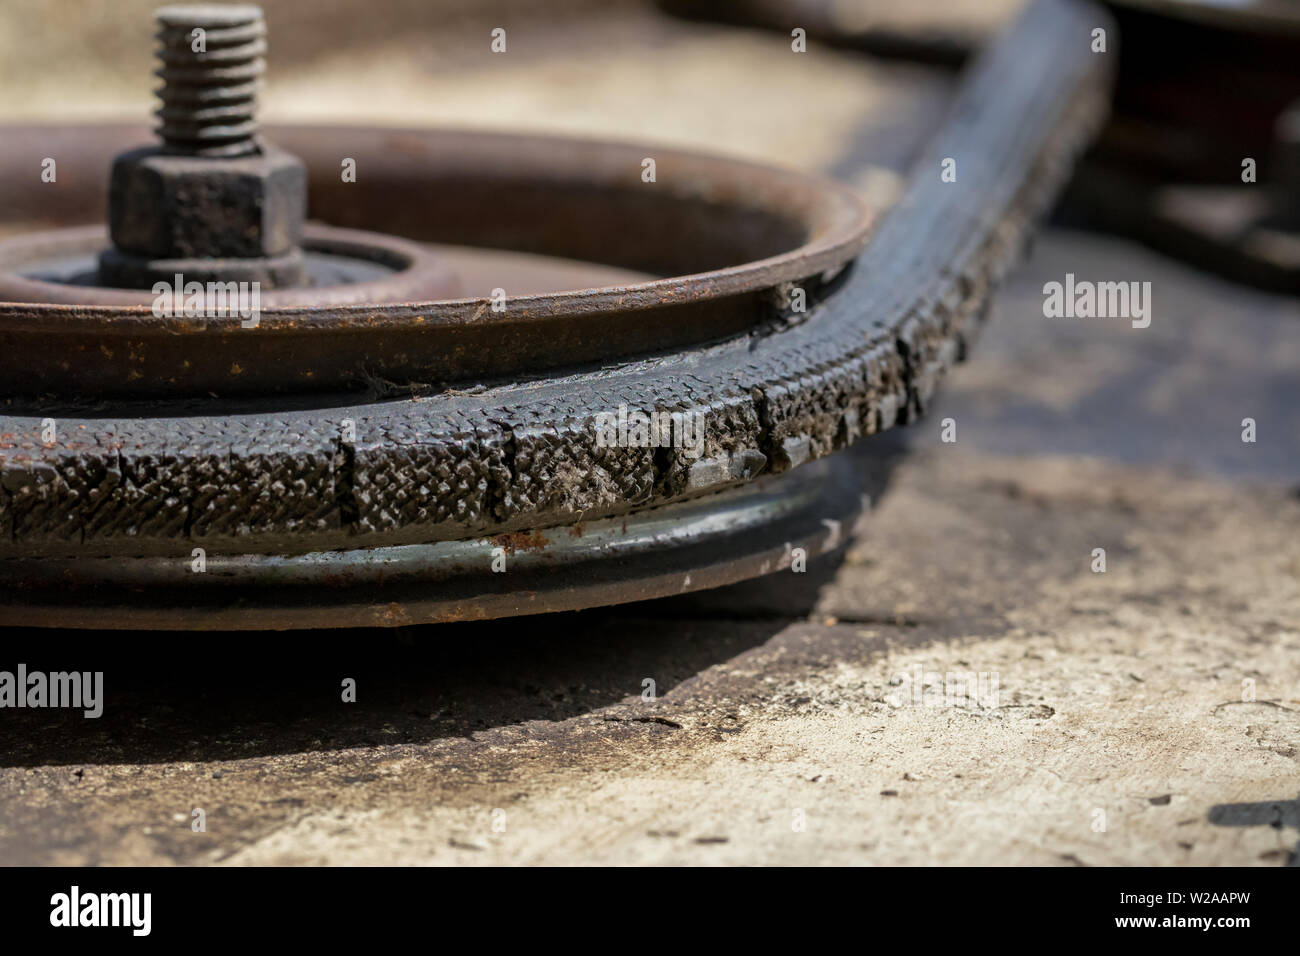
left=107, top=143, right=306, bottom=259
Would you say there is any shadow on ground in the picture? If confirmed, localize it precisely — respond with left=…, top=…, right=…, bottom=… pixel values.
left=1208, top=794, right=1300, bottom=866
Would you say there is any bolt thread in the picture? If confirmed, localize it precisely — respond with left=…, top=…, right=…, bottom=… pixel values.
left=153, top=4, right=266, bottom=157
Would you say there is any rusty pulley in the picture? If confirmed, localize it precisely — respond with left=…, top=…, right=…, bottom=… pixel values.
left=0, top=0, right=1114, bottom=629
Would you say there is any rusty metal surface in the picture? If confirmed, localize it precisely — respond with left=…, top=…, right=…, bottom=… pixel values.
left=0, top=124, right=872, bottom=398
left=152, top=4, right=269, bottom=157
left=0, top=223, right=462, bottom=306
left=0, top=0, right=1114, bottom=628
left=97, top=6, right=312, bottom=287
left=100, top=144, right=309, bottom=287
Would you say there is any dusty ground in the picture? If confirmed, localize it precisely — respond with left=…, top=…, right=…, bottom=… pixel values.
left=0, top=1, right=1297, bottom=866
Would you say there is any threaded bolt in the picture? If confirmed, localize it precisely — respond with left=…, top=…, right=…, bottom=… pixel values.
left=153, top=4, right=267, bottom=157
left=98, top=3, right=307, bottom=288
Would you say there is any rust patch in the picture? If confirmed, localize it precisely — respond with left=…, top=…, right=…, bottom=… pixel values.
left=490, top=530, right=549, bottom=555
